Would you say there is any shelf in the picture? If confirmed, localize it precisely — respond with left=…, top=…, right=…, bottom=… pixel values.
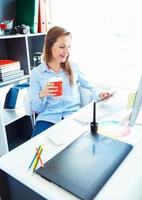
left=0, top=75, right=30, bottom=88
left=8, top=136, right=28, bottom=151
left=3, top=107, right=26, bottom=126
left=0, top=33, right=46, bottom=40
left=0, top=0, right=50, bottom=156
left=6, top=116, right=33, bottom=150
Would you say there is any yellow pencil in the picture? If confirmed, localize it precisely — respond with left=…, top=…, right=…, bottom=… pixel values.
left=36, top=147, right=44, bottom=168
left=28, top=145, right=41, bottom=171
left=32, top=145, right=43, bottom=172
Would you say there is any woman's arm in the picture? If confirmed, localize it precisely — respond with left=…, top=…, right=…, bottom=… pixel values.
left=74, top=63, right=111, bottom=102
left=29, top=69, right=47, bottom=113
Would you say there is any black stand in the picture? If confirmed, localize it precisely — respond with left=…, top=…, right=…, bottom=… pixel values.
left=90, top=102, right=98, bottom=134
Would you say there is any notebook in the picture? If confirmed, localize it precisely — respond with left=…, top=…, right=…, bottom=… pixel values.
left=36, top=132, right=133, bottom=200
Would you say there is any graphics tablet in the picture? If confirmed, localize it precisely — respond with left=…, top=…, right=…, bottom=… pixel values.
left=36, top=133, right=133, bottom=200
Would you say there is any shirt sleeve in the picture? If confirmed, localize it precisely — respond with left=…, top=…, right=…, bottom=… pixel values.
left=73, top=63, right=101, bottom=102
left=29, top=68, right=47, bottom=113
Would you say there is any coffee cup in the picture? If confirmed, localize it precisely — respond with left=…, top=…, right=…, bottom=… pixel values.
left=49, top=77, right=62, bottom=96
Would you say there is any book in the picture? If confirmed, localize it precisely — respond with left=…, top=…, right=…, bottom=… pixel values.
left=0, top=65, right=21, bottom=73
left=0, top=60, right=21, bottom=73
left=16, top=0, right=39, bottom=33
left=0, top=69, right=23, bottom=78
left=0, top=70, right=24, bottom=82
left=0, top=60, right=20, bottom=68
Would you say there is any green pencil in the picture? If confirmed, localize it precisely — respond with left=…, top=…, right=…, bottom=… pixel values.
left=32, top=145, right=43, bottom=172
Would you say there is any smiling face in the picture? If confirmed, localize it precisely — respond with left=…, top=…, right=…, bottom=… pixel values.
left=43, top=26, right=74, bottom=84
left=50, top=35, right=71, bottom=64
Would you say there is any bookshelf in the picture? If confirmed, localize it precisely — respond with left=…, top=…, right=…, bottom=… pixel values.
left=0, top=0, right=51, bottom=156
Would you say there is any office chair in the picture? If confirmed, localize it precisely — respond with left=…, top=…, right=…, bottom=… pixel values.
left=23, top=86, right=92, bottom=127
left=23, top=93, right=36, bottom=128
left=79, top=86, right=92, bottom=107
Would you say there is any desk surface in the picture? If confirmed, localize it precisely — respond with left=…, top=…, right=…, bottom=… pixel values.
left=0, top=91, right=142, bottom=200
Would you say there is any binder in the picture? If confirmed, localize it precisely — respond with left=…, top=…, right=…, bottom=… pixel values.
left=38, top=0, right=46, bottom=33
left=4, top=83, right=29, bottom=109
left=16, top=0, right=39, bottom=33
left=44, top=0, right=51, bottom=31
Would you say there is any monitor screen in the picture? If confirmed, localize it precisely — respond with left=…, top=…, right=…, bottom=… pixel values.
left=129, top=74, right=142, bottom=126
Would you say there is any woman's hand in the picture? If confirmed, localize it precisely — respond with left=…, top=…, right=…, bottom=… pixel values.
left=39, top=82, right=58, bottom=99
left=99, top=91, right=113, bottom=101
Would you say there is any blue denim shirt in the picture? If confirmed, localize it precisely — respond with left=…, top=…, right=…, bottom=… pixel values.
left=29, top=62, right=100, bottom=123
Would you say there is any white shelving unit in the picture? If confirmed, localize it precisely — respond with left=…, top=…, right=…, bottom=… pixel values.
left=0, top=0, right=50, bottom=156
left=0, top=33, right=46, bottom=156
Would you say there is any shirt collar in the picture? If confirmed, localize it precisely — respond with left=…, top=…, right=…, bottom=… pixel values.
left=40, top=61, right=51, bottom=73
left=40, top=61, right=63, bottom=73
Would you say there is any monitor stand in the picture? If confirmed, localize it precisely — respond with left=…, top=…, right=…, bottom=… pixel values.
left=136, top=110, right=142, bottom=125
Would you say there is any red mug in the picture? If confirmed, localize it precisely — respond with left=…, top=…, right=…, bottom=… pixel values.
left=49, top=77, right=62, bottom=96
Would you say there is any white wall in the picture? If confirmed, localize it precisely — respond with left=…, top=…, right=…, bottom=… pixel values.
left=50, top=0, right=142, bottom=89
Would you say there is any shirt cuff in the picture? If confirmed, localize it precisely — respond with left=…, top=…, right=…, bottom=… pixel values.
left=92, top=90, right=100, bottom=102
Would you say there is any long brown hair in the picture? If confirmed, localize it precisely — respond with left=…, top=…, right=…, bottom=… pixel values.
left=42, top=26, right=74, bottom=85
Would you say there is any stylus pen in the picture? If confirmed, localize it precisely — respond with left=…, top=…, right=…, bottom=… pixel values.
left=96, top=91, right=117, bottom=103
left=27, top=145, right=41, bottom=171
left=93, top=102, right=96, bottom=123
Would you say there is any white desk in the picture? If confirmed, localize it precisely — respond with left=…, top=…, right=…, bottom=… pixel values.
left=0, top=95, right=142, bottom=200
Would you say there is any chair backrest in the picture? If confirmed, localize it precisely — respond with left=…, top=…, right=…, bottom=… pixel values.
left=23, top=93, right=32, bottom=116
left=23, top=86, right=92, bottom=123
left=23, top=93, right=35, bottom=127
left=79, top=86, right=92, bottom=107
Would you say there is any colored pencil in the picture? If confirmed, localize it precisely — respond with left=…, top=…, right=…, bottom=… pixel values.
left=36, top=147, right=44, bottom=167
left=28, top=145, right=41, bottom=170
left=32, top=146, right=43, bottom=172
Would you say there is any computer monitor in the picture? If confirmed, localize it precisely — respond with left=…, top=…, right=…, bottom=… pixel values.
left=128, top=74, right=142, bottom=126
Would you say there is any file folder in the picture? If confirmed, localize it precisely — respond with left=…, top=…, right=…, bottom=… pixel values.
left=16, top=0, right=39, bottom=33
left=38, top=0, right=46, bottom=33
left=4, top=83, right=29, bottom=109
left=44, top=0, right=51, bottom=32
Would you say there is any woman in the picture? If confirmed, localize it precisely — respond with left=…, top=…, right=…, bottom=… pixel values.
left=29, top=26, right=110, bottom=137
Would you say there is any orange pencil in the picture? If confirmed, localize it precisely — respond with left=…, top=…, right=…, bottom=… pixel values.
left=28, top=145, right=41, bottom=171
left=36, top=147, right=44, bottom=168
left=32, top=146, right=43, bottom=172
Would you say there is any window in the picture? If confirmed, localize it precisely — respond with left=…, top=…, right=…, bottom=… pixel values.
left=51, top=0, right=141, bottom=89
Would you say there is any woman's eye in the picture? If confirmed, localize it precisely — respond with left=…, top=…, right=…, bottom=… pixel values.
left=59, top=45, right=71, bottom=50
left=59, top=46, right=65, bottom=49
